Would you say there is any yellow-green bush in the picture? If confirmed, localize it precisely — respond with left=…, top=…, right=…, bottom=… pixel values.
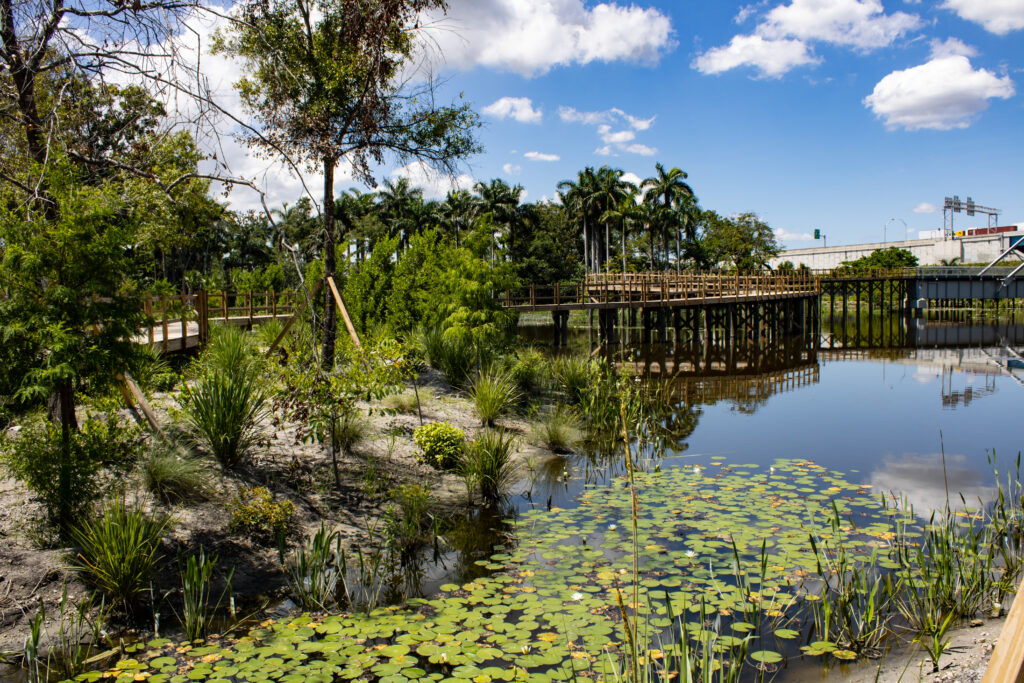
left=229, top=487, right=294, bottom=543
left=413, top=422, right=465, bottom=470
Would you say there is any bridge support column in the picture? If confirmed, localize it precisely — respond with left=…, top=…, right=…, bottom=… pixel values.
left=551, top=311, right=570, bottom=347
left=598, top=309, right=618, bottom=344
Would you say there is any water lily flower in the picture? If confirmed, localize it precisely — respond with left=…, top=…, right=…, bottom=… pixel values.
left=693, top=465, right=701, bottom=474
left=608, top=524, right=617, bottom=531
left=684, top=550, right=696, bottom=559
left=571, top=592, right=584, bottom=601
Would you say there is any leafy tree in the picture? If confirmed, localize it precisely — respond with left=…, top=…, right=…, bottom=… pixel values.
left=214, top=0, right=480, bottom=368
left=700, top=211, right=780, bottom=271
left=841, top=247, right=918, bottom=271
left=642, top=163, right=695, bottom=271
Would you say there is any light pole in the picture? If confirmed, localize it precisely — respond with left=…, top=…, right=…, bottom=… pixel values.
left=885, top=218, right=907, bottom=244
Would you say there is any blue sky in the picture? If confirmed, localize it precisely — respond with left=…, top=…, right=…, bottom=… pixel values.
left=389, top=0, right=1023, bottom=249
left=194, top=0, right=1023, bottom=251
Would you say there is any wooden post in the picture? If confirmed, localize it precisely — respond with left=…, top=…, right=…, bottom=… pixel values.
left=247, top=291, right=254, bottom=325
left=160, top=297, right=168, bottom=354
left=983, top=578, right=1024, bottom=683
left=272, top=290, right=277, bottom=318
left=266, top=279, right=324, bottom=356
left=145, top=296, right=154, bottom=347
left=199, top=290, right=209, bottom=346
left=326, top=276, right=361, bottom=347
left=180, top=293, right=187, bottom=351
left=221, top=290, right=228, bottom=321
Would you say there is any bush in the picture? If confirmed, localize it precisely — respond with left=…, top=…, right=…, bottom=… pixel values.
left=180, top=366, right=268, bottom=468
left=531, top=405, right=581, bottom=454
left=463, top=429, right=517, bottom=504
left=203, top=324, right=256, bottom=374
left=469, top=369, right=520, bottom=427
left=508, top=347, right=549, bottom=396
left=384, top=484, right=431, bottom=551
left=229, top=487, right=294, bottom=543
left=413, top=422, right=465, bottom=470
left=130, top=345, right=178, bottom=393
left=554, top=355, right=595, bottom=405
left=69, top=498, right=171, bottom=612
left=139, top=444, right=211, bottom=503
left=1, top=415, right=142, bottom=535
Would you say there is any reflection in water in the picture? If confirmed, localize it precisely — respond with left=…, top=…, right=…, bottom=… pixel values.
left=868, top=452, right=997, bottom=519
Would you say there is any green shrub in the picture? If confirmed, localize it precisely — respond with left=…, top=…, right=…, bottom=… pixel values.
left=463, top=429, right=518, bottom=504
left=130, top=345, right=178, bottom=393
left=229, top=487, right=294, bottom=543
left=203, top=324, right=256, bottom=373
left=413, top=422, right=465, bottom=470
left=554, top=355, right=595, bottom=405
left=1, top=415, right=141, bottom=535
left=508, top=347, right=549, bottom=396
left=139, top=444, right=211, bottom=503
left=531, top=405, right=581, bottom=454
left=469, top=369, right=520, bottom=427
left=69, top=498, right=171, bottom=612
left=384, top=484, right=431, bottom=550
left=180, top=366, right=268, bottom=468
left=254, top=319, right=284, bottom=349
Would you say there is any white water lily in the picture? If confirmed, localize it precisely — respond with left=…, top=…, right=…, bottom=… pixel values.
left=571, top=592, right=584, bottom=601
left=684, top=550, right=696, bottom=558
left=693, top=465, right=701, bottom=474
left=608, top=524, right=617, bottom=531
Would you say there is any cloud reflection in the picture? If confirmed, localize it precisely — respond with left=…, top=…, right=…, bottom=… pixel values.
left=868, top=452, right=995, bottom=519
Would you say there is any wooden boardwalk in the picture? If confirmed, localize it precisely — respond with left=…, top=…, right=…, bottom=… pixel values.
left=503, top=272, right=819, bottom=312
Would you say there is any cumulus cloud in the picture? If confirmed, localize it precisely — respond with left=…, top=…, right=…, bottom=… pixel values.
left=391, top=161, right=474, bottom=198
left=864, top=54, right=1015, bottom=130
left=418, top=0, right=675, bottom=78
left=621, top=172, right=643, bottom=187
left=928, top=37, right=977, bottom=59
left=482, top=96, right=542, bottom=123
left=524, top=151, right=560, bottom=162
left=561, top=106, right=657, bottom=156
left=694, top=0, right=920, bottom=77
left=913, top=202, right=939, bottom=214
left=502, top=163, right=522, bottom=175
left=942, top=0, right=1024, bottom=36
left=776, top=228, right=815, bottom=241
left=692, top=35, right=820, bottom=78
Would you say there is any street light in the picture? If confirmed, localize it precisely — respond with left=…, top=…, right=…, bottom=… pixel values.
left=884, top=218, right=906, bottom=244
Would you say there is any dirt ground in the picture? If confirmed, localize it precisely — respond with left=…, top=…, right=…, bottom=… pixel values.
left=0, top=367, right=553, bottom=656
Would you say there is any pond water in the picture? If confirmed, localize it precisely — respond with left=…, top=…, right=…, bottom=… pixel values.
left=40, top=313, right=1024, bottom=683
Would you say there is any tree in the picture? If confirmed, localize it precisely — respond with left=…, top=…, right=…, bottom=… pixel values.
left=841, top=247, right=918, bottom=271
left=700, top=211, right=780, bottom=271
left=642, top=164, right=695, bottom=272
left=213, top=0, right=480, bottom=368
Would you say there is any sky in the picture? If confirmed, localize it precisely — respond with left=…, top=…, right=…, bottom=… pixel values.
left=184, top=0, right=1024, bottom=250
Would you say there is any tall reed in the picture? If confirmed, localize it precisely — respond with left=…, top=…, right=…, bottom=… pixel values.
left=178, top=548, right=233, bottom=641
left=469, top=369, right=520, bottom=427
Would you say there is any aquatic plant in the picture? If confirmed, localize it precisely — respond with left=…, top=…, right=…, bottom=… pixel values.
left=531, top=404, right=581, bottom=454
left=553, top=354, right=593, bottom=405
left=384, top=484, right=431, bottom=551
left=412, top=421, right=464, bottom=470
left=228, top=487, right=294, bottom=544
left=286, top=525, right=344, bottom=611
left=422, top=326, right=475, bottom=388
left=177, top=548, right=233, bottom=641
left=469, top=368, right=520, bottom=427
left=69, top=498, right=170, bottom=613
left=464, top=429, right=518, bottom=504
left=507, top=347, right=549, bottom=396
left=179, top=364, right=268, bottom=468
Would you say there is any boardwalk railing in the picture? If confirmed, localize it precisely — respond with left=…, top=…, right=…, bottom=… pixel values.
left=140, top=290, right=299, bottom=352
left=504, top=271, right=820, bottom=311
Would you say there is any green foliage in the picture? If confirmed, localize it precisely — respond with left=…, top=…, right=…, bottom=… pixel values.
left=841, top=246, right=919, bottom=271
left=287, top=525, right=345, bottom=611
left=69, top=498, right=170, bottom=611
left=699, top=210, right=780, bottom=271
left=384, top=484, right=431, bottom=550
left=469, top=368, right=521, bottom=427
left=1, top=415, right=141, bottom=534
left=531, top=405, right=581, bottom=454
left=462, top=429, right=518, bottom=504
left=20, top=585, right=110, bottom=683
left=139, top=444, right=211, bottom=503
left=178, top=548, right=233, bottom=642
left=343, top=235, right=399, bottom=336
left=229, top=487, right=294, bottom=543
left=412, top=422, right=465, bottom=470
left=130, top=346, right=178, bottom=394
left=202, top=324, right=258, bottom=375
left=554, top=355, right=598, bottom=406
left=422, top=326, right=476, bottom=388
left=505, top=347, right=550, bottom=396
left=180, top=362, right=268, bottom=468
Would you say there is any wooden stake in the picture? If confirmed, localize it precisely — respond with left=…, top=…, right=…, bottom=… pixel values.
left=326, top=276, right=361, bottom=348
left=265, top=278, right=324, bottom=357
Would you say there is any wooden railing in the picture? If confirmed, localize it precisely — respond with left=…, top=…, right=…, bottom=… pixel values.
left=503, top=271, right=820, bottom=310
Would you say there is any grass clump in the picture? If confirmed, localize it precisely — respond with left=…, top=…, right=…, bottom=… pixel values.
left=422, top=327, right=475, bottom=388
left=554, top=355, right=595, bottom=405
left=469, top=368, right=520, bottom=427
left=286, top=524, right=344, bottom=611
left=382, top=390, right=424, bottom=415
left=177, top=548, right=233, bottom=641
left=203, top=324, right=256, bottom=373
left=384, top=484, right=432, bottom=551
left=130, top=345, right=178, bottom=393
left=413, top=422, right=464, bottom=470
left=531, top=405, right=580, bottom=454
left=180, top=367, right=268, bottom=468
left=462, top=429, right=517, bottom=504
left=69, top=498, right=171, bottom=613
left=228, top=487, right=294, bottom=544
left=139, top=444, right=211, bottom=503
left=507, top=347, right=549, bottom=396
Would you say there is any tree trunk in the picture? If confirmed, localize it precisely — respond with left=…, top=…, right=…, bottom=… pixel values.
left=582, top=216, right=589, bottom=274
left=604, top=222, right=610, bottom=274
left=321, top=157, right=337, bottom=370
left=621, top=224, right=627, bottom=276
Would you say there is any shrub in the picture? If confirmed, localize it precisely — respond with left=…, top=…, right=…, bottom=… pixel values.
left=531, top=405, right=581, bottom=454
left=254, top=319, right=284, bottom=349
left=203, top=324, right=256, bottom=373
left=384, top=484, right=431, bottom=551
left=508, top=347, right=549, bottom=396
left=413, top=422, right=465, bottom=470
left=130, top=345, right=178, bottom=393
left=463, top=429, right=518, bottom=504
left=469, top=369, right=520, bottom=427
left=180, top=366, right=268, bottom=468
left=229, top=487, right=294, bottom=543
left=554, top=355, right=594, bottom=405
left=139, top=444, right=211, bottom=503
left=69, top=498, right=171, bottom=612
left=1, top=415, right=141, bottom=535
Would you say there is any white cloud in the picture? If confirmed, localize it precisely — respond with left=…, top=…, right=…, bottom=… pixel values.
left=693, top=35, right=820, bottom=78
left=694, top=0, right=920, bottom=77
left=390, top=162, right=474, bottom=198
left=928, top=37, right=977, bottom=59
left=597, top=125, right=636, bottom=144
left=864, top=55, right=1015, bottom=130
left=759, top=0, right=921, bottom=50
left=502, top=163, right=522, bottom=175
left=776, top=228, right=814, bottom=241
left=621, top=172, right=643, bottom=187
left=622, top=143, right=658, bottom=156
left=735, top=4, right=759, bottom=24
left=482, top=96, right=542, bottom=123
left=561, top=106, right=657, bottom=156
left=418, top=0, right=675, bottom=78
left=942, top=0, right=1024, bottom=36
left=524, top=151, right=560, bottom=162
left=913, top=202, right=939, bottom=214
left=595, top=145, right=615, bottom=156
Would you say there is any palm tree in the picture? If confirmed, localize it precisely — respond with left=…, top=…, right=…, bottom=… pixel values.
left=600, top=192, right=641, bottom=276
left=557, top=167, right=599, bottom=274
left=642, top=163, right=695, bottom=272
left=474, top=179, right=522, bottom=262
left=590, top=167, right=636, bottom=274
left=377, top=177, right=424, bottom=253
left=440, top=189, right=476, bottom=247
